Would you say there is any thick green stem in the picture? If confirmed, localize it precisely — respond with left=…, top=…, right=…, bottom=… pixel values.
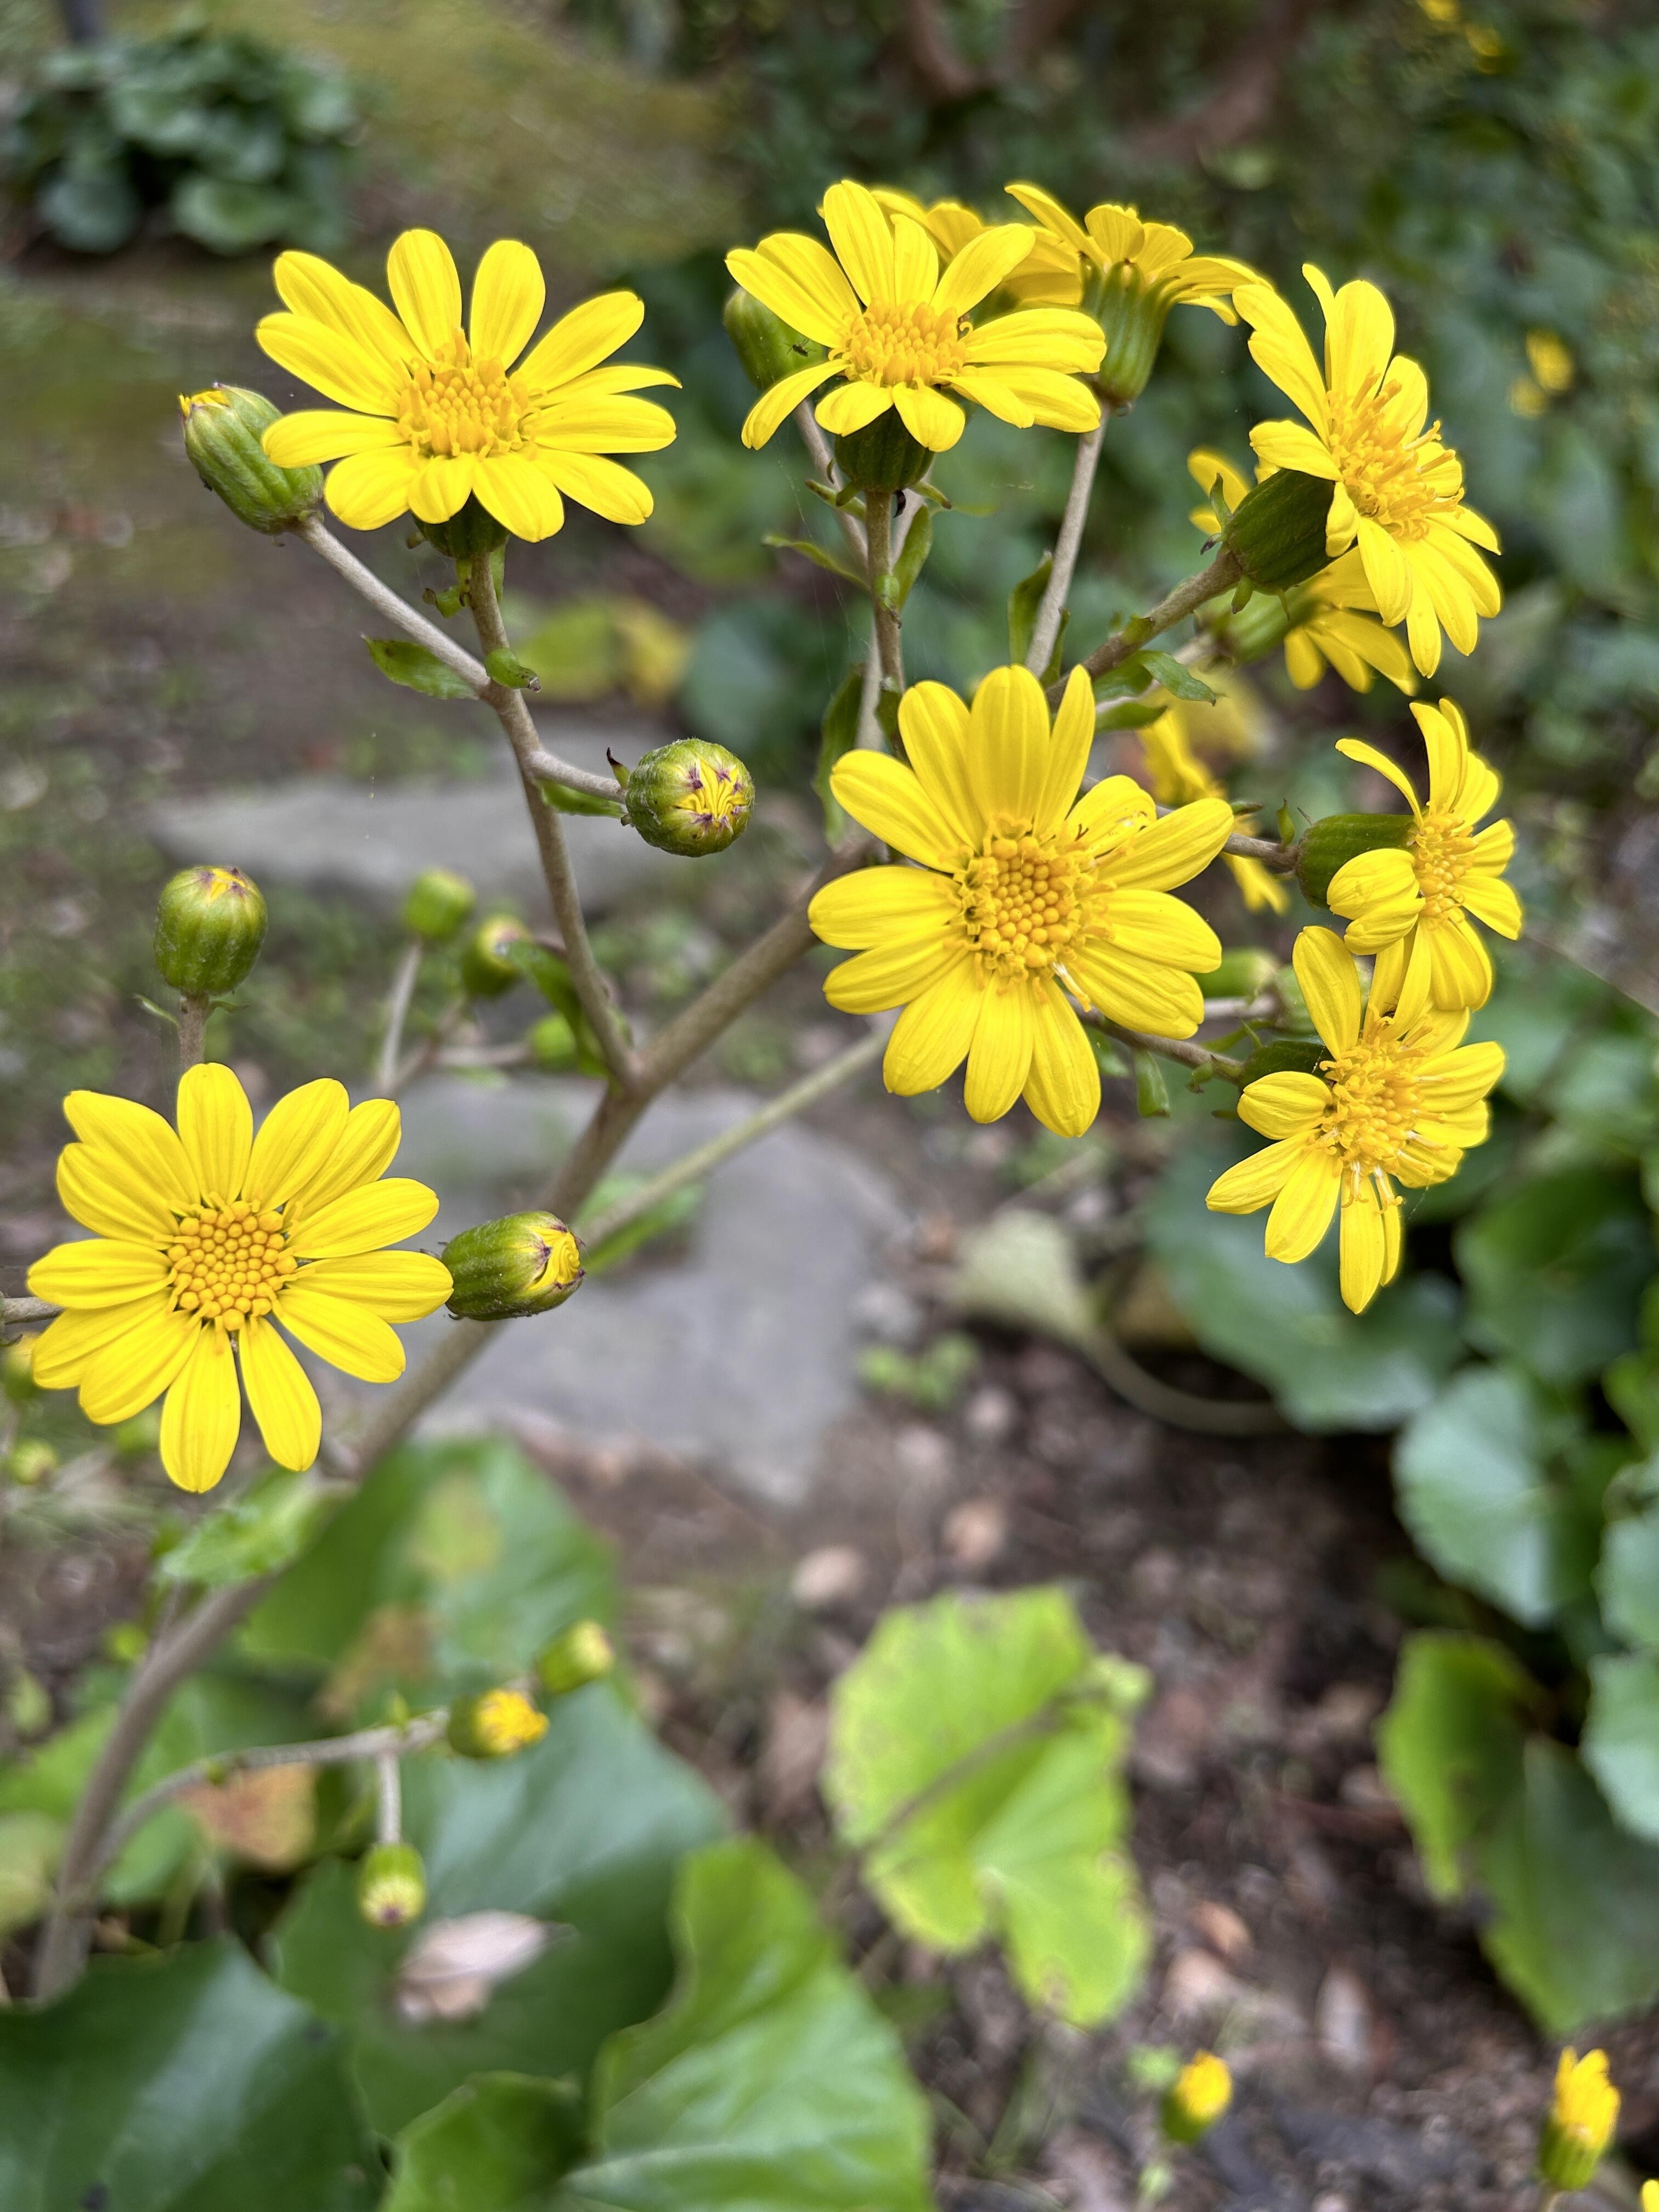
left=865, top=493, right=904, bottom=693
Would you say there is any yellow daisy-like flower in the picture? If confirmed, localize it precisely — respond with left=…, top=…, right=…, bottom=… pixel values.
left=808, top=665, right=1234, bottom=1138
left=256, top=229, right=677, bottom=541
left=725, top=178, right=1105, bottom=454
left=1327, top=698, right=1521, bottom=1010
left=1139, top=703, right=1289, bottom=915
left=870, top=188, right=1082, bottom=306
left=1233, top=267, right=1502, bottom=677
left=26, top=1068, right=452, bottom=1494
left=1206, top=927, right=1504, bottom=1313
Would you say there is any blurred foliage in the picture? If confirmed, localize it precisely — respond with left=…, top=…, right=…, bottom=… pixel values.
left=2, top=20, right=362, bottom=255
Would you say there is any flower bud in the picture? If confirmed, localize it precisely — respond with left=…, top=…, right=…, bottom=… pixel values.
left=624, top=740, right=754, bottom=857
left=1196, top=948, right=1278, bottom=1000
left=1223, top=470, right=1336, bottom=594
left=182, top=386, right=322, bottom=534
left=833, top=414, right=930, bottom=494
left=1539, top=2049, right=1618, bottom=2193
left=444, top=1212, right=585, bottom=1322
left=403, top=868, right=476, bottom=944
left=536, top=1620, right=615, bottom=1699
left=460, top=915, right=530, bottom=1000
left=1294, top=813, right=1414, bottom=907
left=448, top=1686, right=549, bottom=1759
left=7, top=1440, right=57, bottom=1486
left=358, top=1840, right=427, bottom=1929
left=1161, top=2052, right=1232, bottom=2146
left=1, top=1333, right=41, bottom=1404
left=526, top=1012, right=579, bottom=1072
left=1091, top=268, right=1178, bottom=409
left=723, top=287, right=826, bottom=392
left=1209, top=587, right=1293, bottom=666
left=153, top=866, right=267, bottom=999
left=416, top=497, right=509, bottom=560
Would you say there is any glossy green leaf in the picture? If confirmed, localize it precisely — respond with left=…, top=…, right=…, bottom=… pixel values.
left=1598, top=1506, right=1659, bottom=1649
left=1583, top=1654, right=1659, bottom=1842
left=386, top=2075, right=586, bottom=2212
left=1375, top=1632, right=1531, bottom=1898
left=824, top=1588, right=1149, bottom=2027
left=0, top=1940, right=379, bottom=2211
left=1139, top=650, right=1216, bottom=703
left=364, top=637, right=477, bottom=701
left=1455, top=1167, right=1651, bottom=1386
left=159, top=1469, right=336, bottom=1588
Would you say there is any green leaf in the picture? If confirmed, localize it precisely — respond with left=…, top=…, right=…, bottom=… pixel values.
left=824, top=1588, right=1149, bottom=2027
left=1393, top=1365, right=1596, bottom=1626
left=550, top=1839, right=934, bottom=2211
left=0, top=1940, right=379, bottom=2211
left=1138, top=650, right=1217, bottom=703
left=1375, top=1632, right=1531, bottom=1899
left=1598, top=1506, right=1659, bottom=1647
left=763, top=534, right=867, bottom=588
left=0, top=1809, right=60, bottom=1936
left=485, top=646, right=540, bottom=691
left=365, top=637, right=477, bottom=701
left=159, top=1470, right=336, bottom=1589
left=386, top=2075, right=586, bottom=2212
left=582, top=1179, right=703, bottom=1277
left=1132, top=1049, right=1170, bottom=1118
left=540, top=780, right=627, bottom=818
left=170, top=175, right=295, bottom=255
left=892, top=504, right=933, bottom=607
left=1007, top=555, right=1051, bottom=665
left=1455, top=1167, right=1652, bottom=1387
left=1583, top=1654, right=1659, bottom=1842
left=1094, top=701, right=1165, bottom=730
left=814, top=664, right=864, bottom=840
left=270, top=1684, right=724, bottom=2135
left=1604, top=1347, right=1659, bottom=1452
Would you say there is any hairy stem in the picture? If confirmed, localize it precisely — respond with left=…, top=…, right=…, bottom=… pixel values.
left=375, top=1749, right=403, bottom=1847
left=1055, top=546, right=1244, bottom=701
left=865, top=493, right=904, bottom=693
left=1081, top=1007, right=1248, bottom=1084
left=177, top=993, right=210, bottom=1071
left=1026, top=421, right=1104, bottom=676
left=794, top=402, right=868, bottom=568
left=2, top=1296, right=58, bottom=1327
left=376, top=941, right=422, bottom=1095
left=1224, top=830, right=1297, bottom=868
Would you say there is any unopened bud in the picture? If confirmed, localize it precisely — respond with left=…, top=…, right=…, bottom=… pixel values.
left=460, top=915, right=530, bottom=1000
left=358, top=1840, right=427, bottom=1929
left=1091, top=268, right=1178, bottom=409
left=1539, top=2049, right=1618, bottom=2192
left=403, top=868, right=476, bottom=944
left=444, top=1211, right=585, bottom=1322
left=723, top=287, right=826, bottom=392
left=1223, top=470, right=1335, bottom=594
left=1294, top=812, right=1413, bottom=907
left=182, top=386, right=322, bottom=533
left=448, top=1686, right=549, bottom=1760
left=1196, top=948, right=1278, bottom=999
left=526, top=1012, right=578, bottom=1071
left=1162, top=2052, right=1232, bottom=2146
left=833, top=414, right=930, bottom=494
left=153, top=865, right=267, bottom=998
left=1, top=1333, right=41, bottom=1404
left=624, top=740, right=754, bottom=857
left=536, top=1620, right=615, bottom=1699
left=7, top=1440, right=55, bottom=1486
left=1209, top=587, right=1293, bottom=665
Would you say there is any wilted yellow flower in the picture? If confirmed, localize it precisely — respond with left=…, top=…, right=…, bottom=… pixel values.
left=1539, top=2050, right=1620, bottom=2192
left=1234, top=267, right=1501, bottom=675
left=257, top=229, right=677, bottom=540
left=1328, top=699, right=1520, bottom=1009
left=809, top=665, right=1233, bottom=1137
left=1138, top=686, right=1289, bottom=915
left=726, top=179, right=1104, bottom=452
left=871, top=188, right=1081, bottom=306
left=1207, top=927, right=1504, bottom=1312
left=27, top=1069, right=450, bottom=1492
left=1163, top=2051, right=1233, bottom=2143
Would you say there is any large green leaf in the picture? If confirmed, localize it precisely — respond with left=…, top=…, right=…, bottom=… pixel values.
left=551, top=1839, right=935, bottom=2211
left=1583, top=1654, right=1659, bottom=1842
left=1455, top=1167, right=1652, bottom=1386
left=1600, top=1507, right=1659, bottom=1647
left=1375, top=1632, right=1531, bottom=1899
left=1392, top=1365, right=1595, bottom=1626
left=271, top=1684, right=723, bottom=2136
left=386, top=2075, right=586, bottom=2212
left=823, top=1588, right=1148, bottom=2027
left=0, top=1940, right=379, bottom=2211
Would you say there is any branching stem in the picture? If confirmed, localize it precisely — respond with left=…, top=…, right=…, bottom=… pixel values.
left=1054, top=546, right=1244, bottom=701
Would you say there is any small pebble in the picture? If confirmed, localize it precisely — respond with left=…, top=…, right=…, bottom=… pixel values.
left=943, top=1497, right=1007, bottom=1570
left=791, top=1544, right=867, bottom=1610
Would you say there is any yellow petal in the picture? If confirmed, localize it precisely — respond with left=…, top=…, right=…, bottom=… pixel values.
left=1418, top=1040, right=1505, bottom=1105
left=1248, top=421, right=1341, bottom=480
left=79, top=1305, right=196, bottom=1425
left=1068, top=774, right=1155, bottom=850
left=534, top=393, right=676, bottom=454
left=809, top=865, right=956, bottom=949
left=814, top=379, right=893, bottom=436
left=256, top=313, right=402, bottom=415
left=1005, top=181, right=1092, bottom=258
left=239, top=1317, right=321, bottom=1473
left=276, top=1285, right=405, bottom=1384
left=177, top=1063, right=252, bottom=1209
left=1293, top=926, right=1361, bottom=1053
left=1327, top=279, right=1395, bottom=399
left=29, top=1238, right=170, bottom=1310
left=1093, top=798, right=1233, bottom=890
left=822, top=936, right=956, bottom=1015
left=962, top=309, right=1103, bottom=372
left=980, top=366, right=1100, bottom=432
left=1206, top=1137, right=1304, bottom=1214
left=1037, top=667, right=1096, bottom=832
left=1022, top=983, right=1100, bottom=1138
left=325, top=447, right=419, bottom=531
left=963, top=984, right=1034, bottom=1123
left=410, top=454, right=476, bottom=524
left=882, top=960, right=980, bottom=1093
left=946, top=371, right=1036, bottom=430
left=474, top=455, right=565, bottom=542
left=1461, top=872, right=1522, bottom=938
left=31, top=1295, right=172, bottom=1391
left=297, top=1251, right=453, bottom=1321
left=898, top=681, right=979, bottom=847
left=931, top=224, right=1034, bottom=317
left=293, top=1099, right=403, bottom=1215
left=1339, top=1184, right=1390, bottom=1314
left=893, top=383, right=964, bottom=450
left=821, top=179, right=895, bottom=304
left=967, top=664, right=1051, bottom=829
left=1265, top=1147, right=1341, bottom=1262
left=739, top=359, right=838, bottom=449
left=1234, top=281, right=1329, bottom=430
left=1238, top=1071, right=1330, bottom=1139
left=890, top=216, right=938, bottom=305
left=161, top=1325, right=241, bottom=1493
left=1356, top=515, right=1412, bottom=628
left=263, top=411, right=405, bottom=467
left=537, top=451, right=653, bottom=526
left=57, top=1144, right=176, bottom=1244
left=829, top=752, right=965, bottom=868
left=290, top=1177, right=439, bottom=1260
left=1425, top=915, right=1493, bottom=1010
left=1327, top=845, right=1418, bottom=930
left=386, top=228, right=462, bottom=361
left=63, top=1091, right=194, bottom=1212
left=725, top=244, right=850, bottom=349
left=469, top=238, right=545, bottom=367
left=1096, top=889, right=1221, bottom=974
left=249, top=1080, right=351, bottom=1212
left=517, top=291, right=644, bottom=393
left=1069, top=946, right=1203, bottom=1039
left=272, top=249, right=416, bottom=376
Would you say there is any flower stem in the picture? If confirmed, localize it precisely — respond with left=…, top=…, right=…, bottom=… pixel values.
left=376, top=941, right=422, bottom=1095
left=2, top=1295, right=58, bottom=1327
left=794, top=402, right=868, bottom=569
left=865, top=493, right=904, bottom=693
left=1027, top=421, right=1105, bottom=677
left=1079, top=1006, right=1247, bottom=1085
left=375, top=1748, right=403, bottom=1847
left=1056, top=545, right=1244, bottom=701
left=177, top=993, right=210, bottom=1071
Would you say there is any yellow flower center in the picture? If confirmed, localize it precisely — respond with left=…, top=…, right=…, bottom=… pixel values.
left=1317, top=1019, right=1428, bottom=1191
left=670, top=759, right=748, bottom=832
left=166, top=1199, right=297, bottom=1331
left=1325, top=382, right=1451, bottom=540
left=840, top=301, right=967, bottom=389
left=956, top=824, right=1085, bottom=985
left=1409, top=804, right=1476, bottom=925
left=396, top=329, right=531, bottom=461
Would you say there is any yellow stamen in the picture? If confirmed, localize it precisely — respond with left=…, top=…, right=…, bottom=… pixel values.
left=167, top=1200, right=292, bottom=1325
left=839, top=301, right=967, bottom=390
left=1409, top=805, right=1477, bottom=925
left=1316, top=1015, right=1430, bottom=1194
left=396, top=328, right=533, bottom=462
left=955, top=822, right=1089, bottom=985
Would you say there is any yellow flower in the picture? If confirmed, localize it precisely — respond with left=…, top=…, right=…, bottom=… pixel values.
left=1207, top=927, right=1504, bottom=1313
left=870, top=188, right=1082, bottom=306
left=1138, top=689, right=1288, bottom=915
left=1233, top=267, right=1502, bottom=676
left=256, top=229, right=677, bottom=540
left=27, top=1069, right=452, bottom=1493
left=1527, top=329, right=1574, bottom=394
left=1540, top=2050, right=1620, bottom=2190
left=725, top=179, right=1105, bottom=454
left=1163, top=2051, right=1233, bottom=2143
left=1328, top=698, right=1520, bottom=1010
left=449, top=1686, right=549, bottom=1758
left=809, top=665, right=1234, bottom=1138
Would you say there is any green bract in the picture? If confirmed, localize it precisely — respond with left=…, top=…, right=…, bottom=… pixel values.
left=180, top=385, right=322, bottom=533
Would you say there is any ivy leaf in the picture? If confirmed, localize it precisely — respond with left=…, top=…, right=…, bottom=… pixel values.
left=1136, top=650, right=1216, bottom=703
left=1455, top=1166, right=1651, bottom=1386
left=1583, top=1653, right=1659, bottom=1843
left=364, top=637, right=477, bottom=699
left=158, top=1470, right=336, bottom=1589
left=385, top=2075, right=585, bottom=2212
left=1376, top=1632, right=1531, bottom=1899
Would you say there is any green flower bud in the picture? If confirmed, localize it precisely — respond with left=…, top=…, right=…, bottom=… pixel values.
left=7, top=1440, right=56, bottom=1486
left=448, top=1686, right=549, bottom=1759
left=403, top=868, right=476, bottom=944
left=460, top=915, right=530, bottom=1000
left=417, top=497, right=509, bottom=560
left=1161, top=2052, right=1232, bottom=2146
left=153, top=866, right=267, bottom=999
left=833, top=414, right=930, bottom=494
left=444, top=1211, right=585, bottom=1321
left=624, top=740, right=753, bottom=857
left=1238, top=1039, right=1329, bottom=1088
left=723, top=287, right=826, bottom=392
left=1223, top=470, right=1335, bottom=594
left=1090, top=268, right=1176, bottom=409
left=1196, top=948, right=1279, bottom=1000
left=180, top=386, right=322, bottom=534
left=1, top=1333, right=41, bottom=1404
left=527, top=1011, right=579, bottom=1072
left=536, top=1620, right=615, bottom=1699
left=1295, top=812, right=1414, bottom=907
left=358, top=1840, right=427, bottom=1929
